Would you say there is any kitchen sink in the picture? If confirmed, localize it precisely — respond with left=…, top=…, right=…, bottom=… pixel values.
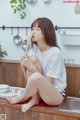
left=59, top=97, right=80, bottom=113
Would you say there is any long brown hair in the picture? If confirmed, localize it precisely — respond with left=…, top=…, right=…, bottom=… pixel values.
left=31, top=17, right=58, bottom=47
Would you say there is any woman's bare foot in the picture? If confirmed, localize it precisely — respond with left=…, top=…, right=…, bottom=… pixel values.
left=7, top=94, right=25, bottom=104
left=21, top=97, right=39, bottom=112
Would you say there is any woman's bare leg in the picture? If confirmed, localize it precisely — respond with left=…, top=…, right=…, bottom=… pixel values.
left=7, top=56, right=42, bottom=104
left=9, top=72, right=64, bottom=105
left=21, top=93, right=40, bottom=112
left=20, top=72, right=64, bottom=105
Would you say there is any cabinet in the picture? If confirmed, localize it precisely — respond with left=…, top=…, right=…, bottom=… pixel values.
left=0, top=106, right=25, bottom=120
left=0, top=107, right=6, bottom=120
left=66, top=65, right=80, bottom=97
left=53, top=115, right=78, bottom=120
left=0, top=61, right=26, bottom=87
left=5, top=108, right=23, bottom=120
left=0, top=106, right=79, bottom=120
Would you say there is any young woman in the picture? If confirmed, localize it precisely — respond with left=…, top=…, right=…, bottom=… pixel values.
left=7, top=17, right=67, bottom=112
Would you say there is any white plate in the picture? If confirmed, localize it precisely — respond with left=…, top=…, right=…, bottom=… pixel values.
left=0, top=86, right=25, bottom=98
left=0, top=84, right=10, bottom=89
left=0, top=84, right=10, bottom=93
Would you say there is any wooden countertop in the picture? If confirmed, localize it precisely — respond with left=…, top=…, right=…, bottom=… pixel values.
left=0, top=59, right=80, bottom=67
left=0, top=59, right=19, bottom=63
left=0, top=100, right=80, bottom=119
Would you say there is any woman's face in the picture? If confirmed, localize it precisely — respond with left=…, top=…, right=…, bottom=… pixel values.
left=31, top=24, right=44, bottom=43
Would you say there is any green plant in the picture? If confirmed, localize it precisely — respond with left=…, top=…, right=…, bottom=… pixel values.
left=10, top=0, right=27, bottom=19
left=0, top=45, right=7, bottom=59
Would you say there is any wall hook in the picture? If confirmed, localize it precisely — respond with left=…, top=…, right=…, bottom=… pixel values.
left=2, top=25, right=5, bottom=30
left=11, top=27, right=13, bottom=35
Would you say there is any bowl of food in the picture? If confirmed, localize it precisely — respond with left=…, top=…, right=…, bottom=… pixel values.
left=0, top=84, right=10, bottom=93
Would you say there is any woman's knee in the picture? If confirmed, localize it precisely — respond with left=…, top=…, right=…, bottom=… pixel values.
left=29, top=56, right=40, bottom=64
left=28, top=72, right=43, bottom=85
left=29, top=56, right=42, bottom=73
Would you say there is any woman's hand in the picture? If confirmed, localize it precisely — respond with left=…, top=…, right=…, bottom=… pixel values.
left=20, top=55, right=37, bottom=72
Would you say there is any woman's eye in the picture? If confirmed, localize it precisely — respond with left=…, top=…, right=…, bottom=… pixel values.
left=31, top=27, right=40, bottom=31
left=36, top=28, right=40, bottom=31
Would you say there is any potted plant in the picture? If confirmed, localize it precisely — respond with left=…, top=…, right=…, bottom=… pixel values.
left=0, top=45, right=7, bottom=59
left=10, top=0, right=27, bottom=19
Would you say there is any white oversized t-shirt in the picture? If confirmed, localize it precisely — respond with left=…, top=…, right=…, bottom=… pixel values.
left=28, top=44, right=66, bottom=92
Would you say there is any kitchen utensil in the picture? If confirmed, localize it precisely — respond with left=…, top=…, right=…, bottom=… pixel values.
left=22, top=28, right=28, bottom=51
left=13, top=27, right=22, bottom=45
left=25, top=32, right=32, bottom=54
left=22, top=40, right=27, bottom=51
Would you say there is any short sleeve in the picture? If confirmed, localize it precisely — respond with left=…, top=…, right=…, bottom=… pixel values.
left=46, top=52, right=64, bottom=79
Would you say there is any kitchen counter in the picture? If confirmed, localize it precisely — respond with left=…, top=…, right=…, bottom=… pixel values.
left=0, top=97, right=80, bottom=119
left=1, top=59, right=80, bottom=67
